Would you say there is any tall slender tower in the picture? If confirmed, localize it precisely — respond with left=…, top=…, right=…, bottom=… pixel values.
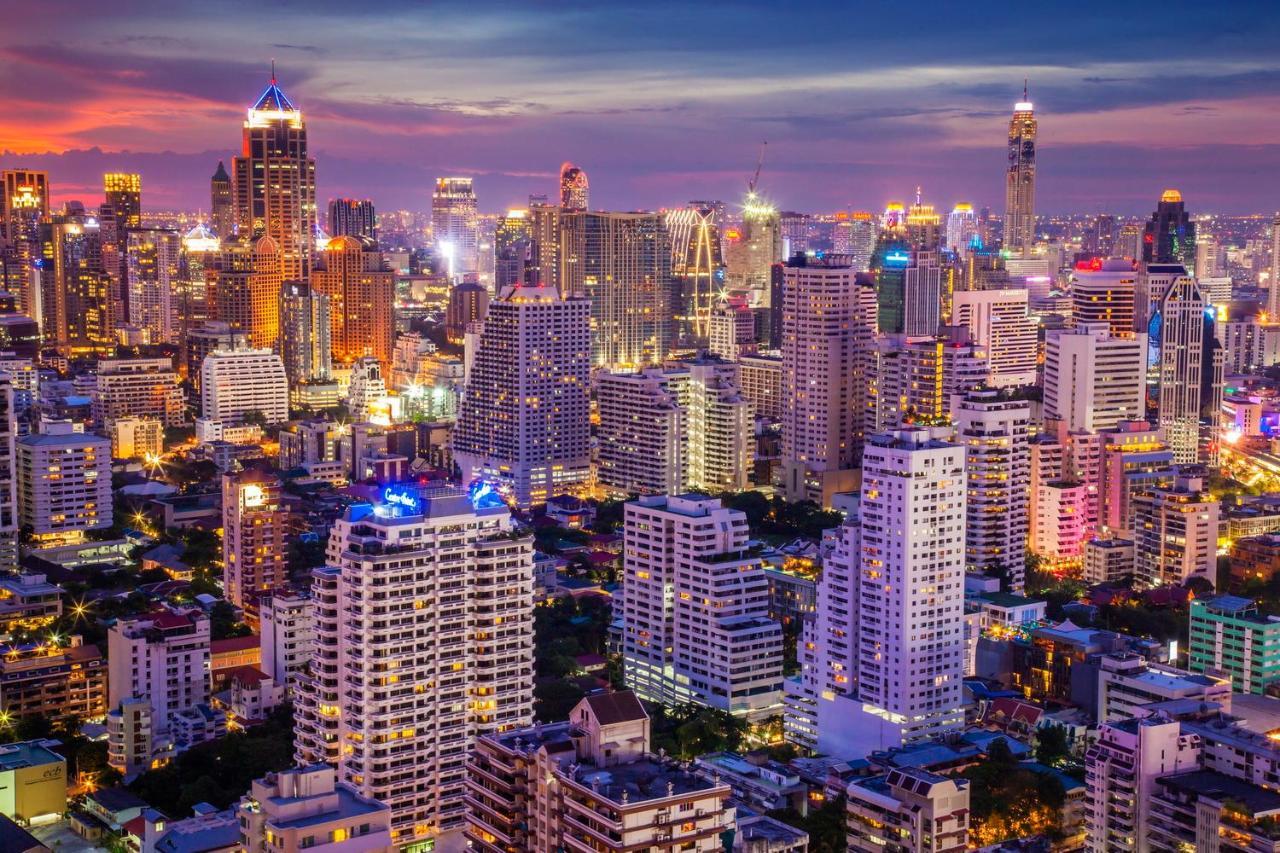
left=209, top=161, right=233, bottom=238
left=1270, top=213, right=1280, bottom=318
left=1003, top=85, right=1037, bottom=257
left=431, top=177, right=479, bottom=281
left=1150, top=268, right=1214, bottom=463
left=232, top=70, right=316, bottom=281
left=558, top=162, right=589, bottom=210
left=103, top=174, right=141, bottom=230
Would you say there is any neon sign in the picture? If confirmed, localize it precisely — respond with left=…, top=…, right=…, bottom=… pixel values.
left=382, top=486, right=420, bottom=514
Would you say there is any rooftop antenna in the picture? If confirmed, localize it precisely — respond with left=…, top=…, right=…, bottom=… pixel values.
left=747, top=141, right=767, bottom=195
left=271, top=59, right=277, bottom=84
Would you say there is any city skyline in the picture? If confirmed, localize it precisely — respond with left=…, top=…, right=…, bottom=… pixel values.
left=2, top=0, right=1278, bottom=214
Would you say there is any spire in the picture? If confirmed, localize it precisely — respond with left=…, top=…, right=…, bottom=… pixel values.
left=250, top=66, right=296, bottom=113
left=1023, top=78, right=1028, bottom=101
left=271, top=59, right=276, bottom=85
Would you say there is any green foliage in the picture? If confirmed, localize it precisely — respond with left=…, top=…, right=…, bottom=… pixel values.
left=592, top=500, right=626, bottom=533
left=1035, top=725, right=1071, bottom=765
left=129, top=705, right=294, bottom=816
left=766, top=796, right=847, bottom=853
left=647, top=703, right=746, bottom=759
left=534, top=680, right=587, bottom=723
left=209, top=600, right=252, bottom=640
left=717, top=493, right=841, bottom=541
left=963, top=739, right=1066, bottom=845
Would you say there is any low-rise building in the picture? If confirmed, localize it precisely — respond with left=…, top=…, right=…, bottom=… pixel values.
left=110, top=416, right=164, bottom=461
left=846, top=766, right=969, bottom=852
left=1084, top=538, right=1136, bottom=585
left=0, top=637, right=106, bottom=725
left=0, top=740, right=66, bottom=825
left=0, top=573, right=62, bottom=635
left=1229, top=533, right=1280, bottom=586
left=1095, top=653, right=1231, bottom=723
left=237, top=764, right=393, bottom=853
left=1189, top=595, right=1280, bottom=694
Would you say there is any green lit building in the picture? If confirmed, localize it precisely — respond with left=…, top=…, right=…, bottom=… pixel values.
left=1188, top=595, right=1280, bottom=694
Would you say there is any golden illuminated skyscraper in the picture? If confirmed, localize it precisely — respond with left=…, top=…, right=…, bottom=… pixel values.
left=211, top=236, right=282, bottom=350
left=1, top=170, right=49, bottom=317
left=667, top=205, right=723, bottom=342
left=39, top=206, right=114, bottom=355
left=310, top=236, right=395, bottom=371
left=905, top=187, right=942, bottom=250
left=232, top=73, right=316, bottom=281
left=103, top=173, right=141, bottom=230
left=558, top=162, right=589, bottom=210
left=1003, top=86, right=1037, bottom=257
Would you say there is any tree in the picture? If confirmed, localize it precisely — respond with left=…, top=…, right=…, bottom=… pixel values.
left=534, top=680, right=587, bottom=723
left=1035, top=725, right=1071, bottom=765
left=240, top=410, right=267, bottom=427
left=209, top=600, right=251, bottom=640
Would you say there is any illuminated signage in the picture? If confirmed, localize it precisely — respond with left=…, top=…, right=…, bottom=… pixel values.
left=382, top=487, right=420, bottom=514
left=884, top=251, right=910, bottom=266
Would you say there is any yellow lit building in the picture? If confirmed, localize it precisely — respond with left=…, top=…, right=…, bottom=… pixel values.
left=0, top=740, right=67, bottom=825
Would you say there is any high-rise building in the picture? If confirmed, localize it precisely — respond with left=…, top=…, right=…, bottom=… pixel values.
left=871, top=236, right=912, bottom=333
left=904, top=190, right=942, bottom=250
left=596, top=369, right=686, bottom=498
left=17, top=421, right=111, bottom=546
left=558, top=161, right=589, bottom=210
left=444, top=280, right=488, bottom=345
left=222, top=469, right=288, bottom=619
left=780, top=255, right=873, bottom=505
left=309, top=235, right=394, bottom=371
left=956, top=389, right=1032, bottom=589
left=494, top=209, right=532, bottom=292
left=185, top=320, right=248, bottom=388
left=1149, top=268, right=1214, bottom=462
left=707, top=298, right=756, bottom=361
left=1084, top=213, right=1117, bottom=257
left=326, top=198, right=376, bottom=241
left=210, top=161, right=233, bottom=239
left=1069, top=257, right=1137, bottom=335
left=103, top=173, right=141, bottom=231
left=0, top=169, right=49, bottom=317
left=851, top=428, right=966, bottom=749
left=177, top=224, right=219, bottom=334
left=1133, top=472, right=1219, bottom=588
left=233, top=74, right=316, bottom=281
left=725, top=194, right=782, bottom=305
left=432, top=177, right=479, bottom=280
left=292, top=486, right=533, bottom=849
left=278, top=280, right=332, bottom=387
left=946, top=203, right=977, bottom=254
left=1044, top=323, right=1148, bottom=432
left=847, top=211, right=877, bottom=271
left=200, top=348, right=289, bottom=425
left=210, top=236, right=283, bottom=350
left=92, top=357, right=186, bottom=428
left=684, top=360, right=752, bottom=493
left=736, top=353, right=784, bottom=421
left=39, top=206, right=113, bottom=355
left=1003, top=90, right=1037, bottom=256
left=451, top=283, right=591, bottom=506
left=0, top=375, right=17, bottom=571
left=668, top=204, right=723, bottom=342
left=903, top=250, right=943, bottom=337
left=848, top=767, right=970, bottom=853
left=258, top=591, right=313, bottom=697
left=1142, top=189, right=1196, bottom=268
left=950, top=288, right=1038, bottom=387
left=125, top=228, right=181, bottom=342
left=1270, top=214, right=1280, bottom=318
left=1188, top=596, right=1280, bottom=694
left=621, top=495, right=782, bottom=718
left=580, top=212, right=673, bottom=367
left=1116, top=222, right=1144, bottom=262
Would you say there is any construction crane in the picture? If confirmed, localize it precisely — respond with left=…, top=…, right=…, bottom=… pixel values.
left=747, top=141, right=767, bottom=196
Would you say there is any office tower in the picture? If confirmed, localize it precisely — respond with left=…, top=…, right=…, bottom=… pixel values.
left=310, top=235, right=395, bottom=371
left=493, top=209, right=531, bottom=292
left=580, top=212, right=673, bottom=367
left=326, top=198, right=375, bottom=240
left=1116, top=221, right=1143, bottom=262
left=178, top=224, right=219, bottom=331
left=0, top=169, right=49, bottom=316
left=707, top=298, right=756, bottom=360
left=292, top=486, right=534, bottom=849
left=200, top=349, right=289, bottom=425
left=1069, top=257, right=1137, bottom=335
left=222, top=469, right=288, bottom=618
left=871, top=236, right=912, bottom=333
left=725, top=194, right=782, bottom=304
left=558, top=161, right=589, bottom=210
left=279, top=281, right=332, bottom=387
left=39, top=206, right=114, bottom=355
left=185, top=320, right=248, bottom=388
left=852, top=428, right=966, bottom=749
left=956, top=389, right=1031, bottom=589
left=1142, top=189, right=1196, bottom=267
left=870, top=337, right=948, bottom=430
left=0, top=376, right=16, bottom=571
left=1150, top=270, right=1212, bottom=463
left=210, top=235, right=282, bottom=350
left=452, top=282, right=590, bottom=506
left=1084, top=214, right=1117, bottom=256
left=103, top=173, right=141, bottom=231
left=946, top=203, right=977, bottom=253
left=950, top=288, right=1038, bottom=387
left=445, top=280, right=488, bottom=344
left=92, top=358, right=186, bottom=428
left=1098, top=421, right=1174, bottom=538
left=848, top=768, right=970, bottom=852
left=668, top=204, right=723, bottom=342
left=903, top=250, right=943, bottom=337
left=431, top=177, right=479, bottom=280
left=848, top=211, right=877, bottom=270
left=210, top=161, right=233, bottom=238
left=1044, top=323, right=1147, bottom=432
left=780, top=255, right=870, bottom=504
left=526, top=204, right=571, bottom=295
left=232, top=74, right=316, bottom=280
left=597, top=369, right=686, bottom=498
left=621, top=495, right=782, bottom=718
left=1194, top=229, right=1223, bottom=280
left=107, top=606, right=213, bottom=763
left=1133, top=473, right=1219, bottom=588
left=124, top=228, right=180, bottom=342
left=1003, top=89, right=1037, bottom=256
left=17, top=422, right=111, bottom=546
left=685, top=360, right=752, bottom=493
left=904, top=190, right=942, bottom=250
left=467, top=693, right=735, bottom=853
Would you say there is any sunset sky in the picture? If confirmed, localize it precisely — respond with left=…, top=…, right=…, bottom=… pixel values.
left=4, top=0, right=1279, bottom=215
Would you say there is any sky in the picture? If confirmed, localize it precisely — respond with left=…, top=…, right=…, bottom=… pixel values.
left=3, top=0, right=1280, bottom=216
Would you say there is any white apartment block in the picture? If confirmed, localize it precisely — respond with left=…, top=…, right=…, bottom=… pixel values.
left=950, top=288, right=1038, bottom=388
left=708, top=299, right=758, bottom=361
left=596, top=369, right=686, bottom=498
left=737, top=353, right=783, bottom=421
left=848, top=428, right=966, bottom=751
left=292, top=486, right=534, bottom=850
left=16, top=421, right=111, bottom=544
left=1044, top=322, right=1148, bottom=432
left=107, top=606, right=211, bottom=748
left=1221, top=319, right=1280, bottom=374
left=259, top=591, right=313, bottom=697
left=1133, top=473, right=1219, bottom=588
left=452, top=283, right=591, bottom=507
left=621, top=494, right=783, bottom=719
left=200, top=348, right=289, bottom=425
left=92, top=357, right=186, bottom=427
left=847, top=767, right=970, bottom=853
left=956, top=390, right=1031, bottom=590
left=0, top=375, right=17, bottom=571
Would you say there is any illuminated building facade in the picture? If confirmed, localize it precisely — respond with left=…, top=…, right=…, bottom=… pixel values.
left=92, top=357, right=186, bottom=428
left=1133, top=473, right=1219, bottom=588
left=452, top=283, right=591, bottom=507
left=210, top=161, right=233, bottom=238
left=0, top=169, right=49, bottom=317
left=1142, top=189, right=1196, bottom=268
left=950, top=288, right=1038, bottom=388
left=211, top=236, right=283, bottom=350
left=200, top=348, right=289, bottom=425
left=17, top=421, right=111, bottom=545
left=956, top=390, right=1031, bottom=589
left=725, top=193, right=782, bottom=305
left=39, top=207, right=113, bottom=355
left=903, top=250, right=942, bottom=337
left=326, top=198, right=376, bottom=240
left=579, top=211, right=673, bottom=367
left=1149, top=269, right=1214, bottom=463
left=668, top=204, right=724, bottom=343
left=1003, top=92, right=1037, bottom=256
left=103, top=173, right=141, bottom=230
left=494, top=209, right=531, bottom=291
left=0, top=376, right=16, bottom=571
left=232, top=75, right=316, bottom=281
left=279, top=280, right=332, bottom=387
left=293, top=487, right=533, bottom=849
left=222, top=469, right=288, bottom=619
left=309, top=235, right=394, bottom=371
left=432, top=177, right=479, bottom=280
left=1044, top=323, right=1148, bottom=432
left=125, top=228, right=181, bottom=342
left=558, top=161, right=589, bottom=210
left=1069, top=257, right=1137, bottom=336
left=946, top=203, right=977, bottom=254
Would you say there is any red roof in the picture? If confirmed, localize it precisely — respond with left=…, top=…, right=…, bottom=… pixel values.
left=149, top=611, right=194, bottom=630
left=211, top=635, right=260, bottom=655
left=227, top=665, right=270, bottom=686
left=982, top=696, right=1044, bottom=729
left=122, top=816, right=146, bottom=838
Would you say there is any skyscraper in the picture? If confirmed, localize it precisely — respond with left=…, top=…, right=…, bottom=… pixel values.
left=209, top=161, right=233, bottom=238
left=431, top=177, right=479, bottom=280
left=1269, top=214, right=1280, bottom=318
left=125, top=228, right=181, bottom=343
left=558, top=161, right=589, bottom=210
left=232, top=73, right=316, bottom=281
left=1150, top=268, right=1214, bottom=463
left=309, top=235, right=395, bottom=371
left=668, top=204, right=723, bottom=343
left=903, top=250, right=943, bottom=337
left=871, top=235, right=912, bottom=334
left=451, top=282, right=591, bottom=506
left=221, top=469, right=288, bottom=620
left=210, top=236, right=282, bottom=350
left=1084, top=214, right=1117, bottom=257
left=725, top=194, right=782, bottom=305
left=1044, top=323, right=1148, bottom=432
left=956, top=390, right=1031, bottom=590
left=1069, top=257, right=1137, bottom=335
left=0, top=169, right=48, bottom=317
left=292, top=486, right=533, bottom=849
left=494, top=209, right=532, bottom=291
left=580, top=211, right=673, bottom=367
left=1142, top=189, right=1196, bottom=268
left=946, top=203, right=977, bottom=254
left=1003, top=89, right=1037, bottom=257
left=950, top=288, right=1038, bottom=387
left=39, top=206, right=113, bottom=355
left=103, top=173, right=141, bottom=230
left=279, top=280, right=332, bottom=386
left=326, top=198, right=376, bottom=241
left=848, top=211, right=878, bottom=271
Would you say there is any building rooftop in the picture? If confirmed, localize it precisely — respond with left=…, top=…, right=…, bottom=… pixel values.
left=582, top=690, right=646, bottom=726
left=1160, top=770, right=1280, bottom=816
left=573, top=755, right=720, bottom=804
left=0, top=739, right=63, bottom=771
